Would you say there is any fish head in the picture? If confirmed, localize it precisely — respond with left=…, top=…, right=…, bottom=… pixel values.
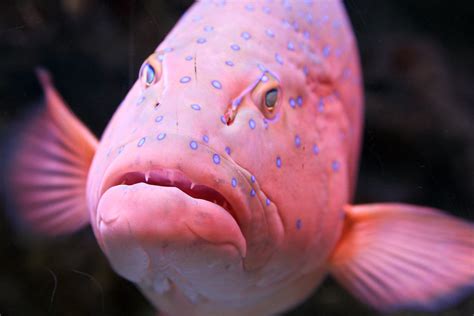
left=86, top=1, right=361, bottom=310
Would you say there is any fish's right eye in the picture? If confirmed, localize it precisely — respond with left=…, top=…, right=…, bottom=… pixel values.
left=139, top=53, right=162, bottom=89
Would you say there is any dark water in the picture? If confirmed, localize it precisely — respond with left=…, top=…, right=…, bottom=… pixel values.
left=0, top=1, right=473, bottom=315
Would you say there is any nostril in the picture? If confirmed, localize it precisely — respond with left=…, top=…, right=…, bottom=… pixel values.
left=224, top=108, right=236, bottom=126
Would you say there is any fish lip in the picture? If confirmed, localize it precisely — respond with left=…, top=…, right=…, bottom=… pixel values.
left=100, top=168, right=239, bottom=226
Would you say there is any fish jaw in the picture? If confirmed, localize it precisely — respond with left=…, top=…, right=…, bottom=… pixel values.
left=97, top=183, right=244, bottom=281
left=93, top=133, right=284, bottom=285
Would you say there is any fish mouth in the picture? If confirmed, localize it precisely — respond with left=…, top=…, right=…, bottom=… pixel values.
left=95, top=133, right=284, bottom=271
left=108, top=169, right=238, bottom=226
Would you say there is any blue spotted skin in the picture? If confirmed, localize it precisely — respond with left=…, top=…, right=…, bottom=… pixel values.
left=87, top=1, right=363, bottom=315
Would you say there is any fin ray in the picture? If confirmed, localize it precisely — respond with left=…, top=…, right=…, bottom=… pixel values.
left=4, top=69, right=97, bottom=236
left=329, top=203, right=474, bottom=312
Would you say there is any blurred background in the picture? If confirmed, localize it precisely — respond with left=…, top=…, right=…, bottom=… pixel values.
left=0, top=0, right=473, bottom=315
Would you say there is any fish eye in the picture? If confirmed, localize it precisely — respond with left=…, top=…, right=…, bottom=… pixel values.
left=250, top=72, right=280, bottom=118
left=139, top=53, right=162, bottom=89
left=265, top=89, right=278, bottom=111
left=141, top=63, right=155, bottom=87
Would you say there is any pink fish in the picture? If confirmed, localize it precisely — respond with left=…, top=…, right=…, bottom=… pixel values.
left=4, top=1, right=473, bottom=315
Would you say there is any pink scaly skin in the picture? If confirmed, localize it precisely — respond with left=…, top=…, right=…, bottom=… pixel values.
left=87, top=1, right=362, bottom=315
left=7, top=0, right=473, bottom=315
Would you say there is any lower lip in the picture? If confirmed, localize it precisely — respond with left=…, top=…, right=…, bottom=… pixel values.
left=98, top=183, right=247, bottom=258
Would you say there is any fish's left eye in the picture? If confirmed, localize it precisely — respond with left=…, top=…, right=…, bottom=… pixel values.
left=265, top=89, right=278, bottom=111
left=139, top=53, right=162, bottom=89
left=250, top=72, right=280, bottom=118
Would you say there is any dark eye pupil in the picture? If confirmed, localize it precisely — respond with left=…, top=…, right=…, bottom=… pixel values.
left=265, top=89, right=278, bottom=108
left=143, top=63, right=155, bottom=86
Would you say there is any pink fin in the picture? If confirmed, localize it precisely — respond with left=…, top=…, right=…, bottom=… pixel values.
left=329, top=203, right=474, bottom=312
left=4, top=69, right=98, bottom=236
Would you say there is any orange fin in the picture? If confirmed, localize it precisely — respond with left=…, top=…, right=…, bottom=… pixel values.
left=4, top=69, right=98, bottom=236
left=329, top=203, right=474, bottom=312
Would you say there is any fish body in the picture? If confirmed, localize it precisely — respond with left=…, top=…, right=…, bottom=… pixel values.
left=5, top=1, right=474, bottom=315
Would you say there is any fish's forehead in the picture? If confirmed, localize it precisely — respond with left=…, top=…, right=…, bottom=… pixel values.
left=150, top=1, right=324, bottom=96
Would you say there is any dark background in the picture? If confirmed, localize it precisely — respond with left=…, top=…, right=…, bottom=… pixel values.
left=1, top=0, right=473, bottom=315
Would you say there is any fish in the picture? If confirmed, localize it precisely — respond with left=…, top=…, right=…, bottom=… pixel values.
left=3, top=1, right=474, bottom=315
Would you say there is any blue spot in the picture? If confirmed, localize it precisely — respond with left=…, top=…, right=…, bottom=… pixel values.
left=295, top=135, right=301, bottom=147
left=155, top=115, right=164, bottom=123
left=296, top=219, right=302, bottom=230
left=313, top=144, right=320, bottom=155
left=322, top=45, right=330, bottom=57
left=249, top=118, right=256, bottom=129
left=225, top=60, right=234, bottom=66
left=189, top=140, right=198, bottom=150
left=157, top=133, right=166, bottom=141
left=303, top=30, right=310, bottom=39
left=180, top=76, right=191, bottom=83
left=203, top=135, right=209, bottom=143
left=118, top=146, right=124, bottom=154
left=231, top=44, right=240, bottom=51
left=297, top=96, right=303, bottom=107
left=292, top=21, right=299, bottom=32
left=196, top=37, right=207, bottom=44
left=318, top=98, right=325, bottom=112
left=343, top=68, right=351, bottom=79
left=211, top=80, right=222, bottom=89
left=204, top=25, right=214, bottom=32
left=136, top=96, right=145, bottom=105
left=263, top=118, right=269, bottom=129
left=257, top=64, right=266, bottom=72
left=332, top=160, right=340, bottom=172
left=287, top=41, right=295, bottom=51
left=265, top=29, right=275, bottom=38
left=231, top=177, right=237, bottom=187
left=213, top=154, right=221, bottom=165
left=276, top=156, right=282, bottom=168
left=263, top=6, right=271, bottom=14
left=220, top=115, right=227, bottom=124
left=250, top=189, right=256, bottom=197
left=191, top=103, right=201, bottom=111
left=275, top=53, right=283, bottom=65
left=289, top=97, right=296, bottom=108
left=241, top=32, right=251, bottom=40
left=137, top=137, right=146, bottom=147
left=233, top=97, right=242, bottom=107
left=245, top=3, right=254, bottom=11
left=303, top=66, right=309, bottom=76
left=185, top=55, right=193, bottom=61
left=157, top=54, right=165, bottom=61
left=164, top=47, right=173, bottom=52
left=265, top=198, right=271, bottom=206
left=250, top=175, right=256, bottom=183
left=225, top=146, right=231, bottom=155
left=261, top=74, right=269, bottom=82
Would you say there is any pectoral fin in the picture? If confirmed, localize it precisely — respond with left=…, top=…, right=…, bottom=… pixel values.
left=4, top=69, right=98, bottom=236
left=328, top=203, right=474, bottom=312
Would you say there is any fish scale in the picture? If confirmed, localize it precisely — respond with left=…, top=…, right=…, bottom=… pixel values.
left=3, top=1, right=473, bottom=315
